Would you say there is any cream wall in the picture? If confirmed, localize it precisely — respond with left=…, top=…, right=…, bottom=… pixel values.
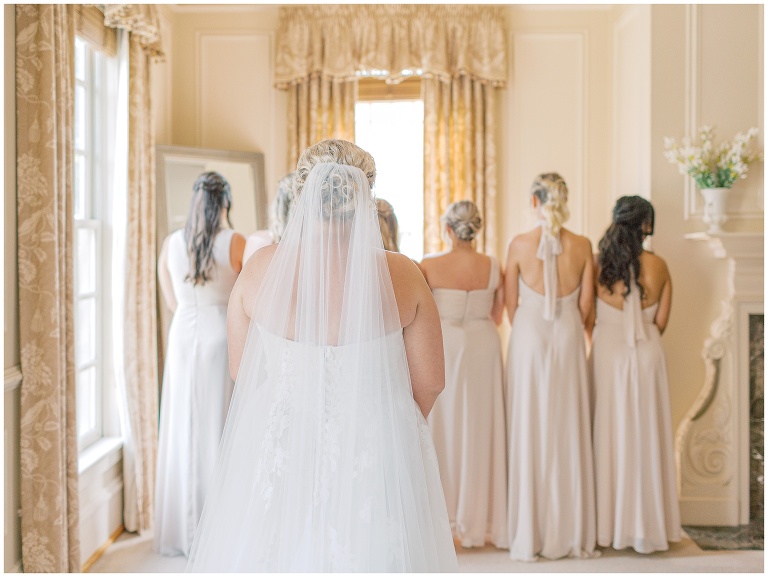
left=162, top=5, right=288, bottom=207
left=498, top=5, right=616, bottom=258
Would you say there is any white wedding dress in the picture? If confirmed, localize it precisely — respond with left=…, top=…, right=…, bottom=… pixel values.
left=186, top=162, right=457, bottom=572
left=155, top=228, right=237, bottom=557
left=506, top=229, right=596, bottom=561
left=591, top=283, right=681, bottom=553
left=429, top=256, right=508, bottom=548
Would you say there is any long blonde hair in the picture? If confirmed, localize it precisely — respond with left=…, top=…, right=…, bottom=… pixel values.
left=531, top=172, right=569, bottom=237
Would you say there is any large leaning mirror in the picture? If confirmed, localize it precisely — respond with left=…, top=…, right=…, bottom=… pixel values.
left=157, top=144, right=267, bottom=242
left=156, top=145, right=267, bottom=375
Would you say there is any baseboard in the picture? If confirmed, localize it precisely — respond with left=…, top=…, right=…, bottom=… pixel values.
left=82, top=524, right=124, bottom=573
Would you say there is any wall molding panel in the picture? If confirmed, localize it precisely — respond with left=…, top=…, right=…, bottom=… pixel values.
left=510, top=30, right=589, bottom=235
left=683, top=5, right=763, bottom=224
left=193, top=29, right=278, bottom=193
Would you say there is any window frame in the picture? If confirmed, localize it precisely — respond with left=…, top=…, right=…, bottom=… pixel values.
left=73, top=35, right=115, bottom=452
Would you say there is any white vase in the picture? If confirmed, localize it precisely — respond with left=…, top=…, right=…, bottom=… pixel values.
left=700, top=187, right=730, bottom=234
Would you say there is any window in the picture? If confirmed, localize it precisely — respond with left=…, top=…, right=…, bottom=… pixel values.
left=355, top=79, right=425, bottom=261
left=74, top=36, right=118, bottom=451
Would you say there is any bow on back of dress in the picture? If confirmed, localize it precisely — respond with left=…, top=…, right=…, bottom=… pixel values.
left=623, top=272, right=648, bottom=348
left=536, top=222, right=563, bottom=321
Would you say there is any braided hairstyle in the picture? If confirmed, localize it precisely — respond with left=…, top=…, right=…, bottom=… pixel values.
left=184, top=171, right=233, bottom=286
left=531, top=172, right=570, bottom=237
left=597, top=195, right=655, bottom=298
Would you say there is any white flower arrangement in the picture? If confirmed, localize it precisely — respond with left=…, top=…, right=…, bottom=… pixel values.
left=664, top=126, right=762, bottom=189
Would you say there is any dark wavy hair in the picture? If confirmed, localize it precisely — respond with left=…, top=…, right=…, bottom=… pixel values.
left=184, top=171, right=233, bottom=285
left=597, top=195, right=655, bottom=298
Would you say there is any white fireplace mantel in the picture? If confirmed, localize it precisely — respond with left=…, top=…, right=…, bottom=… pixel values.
left=684, top=231, right=765, bottom=261
left=676, top=232, right=763, bottom=526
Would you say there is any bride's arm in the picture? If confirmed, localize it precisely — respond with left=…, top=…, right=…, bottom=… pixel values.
left=389, top=254, right=445, bottom=419
left=227, top=244, right=277, bottom=380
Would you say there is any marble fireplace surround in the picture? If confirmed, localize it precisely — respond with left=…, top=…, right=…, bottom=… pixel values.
left=677, top=232, right=764, bottom=526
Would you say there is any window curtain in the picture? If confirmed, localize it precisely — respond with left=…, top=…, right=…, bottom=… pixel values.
left=275, top=4, right=507, bottom=254
left=102, top=4, right=165, bottom=534
left=285, top=77, right=358, bottom=176
left=15, top=5, right=80, bottom=572
left=423, top=76, right=498, bottom=254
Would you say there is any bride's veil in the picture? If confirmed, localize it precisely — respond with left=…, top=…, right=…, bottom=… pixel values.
left=186, top=142, right=455, bottom=571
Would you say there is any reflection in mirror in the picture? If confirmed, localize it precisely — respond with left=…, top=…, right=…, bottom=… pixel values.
left=156, top=145, right=267, bottom=243
left=155, top=145, right=267, bottom=379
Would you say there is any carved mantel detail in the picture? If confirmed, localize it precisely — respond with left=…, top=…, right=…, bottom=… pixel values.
left=677, top=232, right=763, bottom=526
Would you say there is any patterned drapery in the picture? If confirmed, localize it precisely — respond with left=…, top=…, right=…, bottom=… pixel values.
left=103, top=4, right=165, bottom=59
left=423, top=76, right=498, bottom=254
left=275, top=4, right=507, bottom=88
left=102, top=6, right=163, bottom=533
left=15, top=4, right=80, bottom=572
left=114, top=34, right=160, bottom=534
left=276, top=5, right=506, bottom=254
left=285, top=76, right=358, bottom=173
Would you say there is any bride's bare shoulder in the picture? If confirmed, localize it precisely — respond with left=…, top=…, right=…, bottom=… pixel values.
left=386, top=251, right=424, bottom=285
left=237, top=243, right=279, bottom=303
left=386, top=251, right=431, bottom=320
left=242, top=243, right=278, bottom=277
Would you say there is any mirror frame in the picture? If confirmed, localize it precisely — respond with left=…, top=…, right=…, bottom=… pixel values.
left=156, top=144, right=268, bottom=248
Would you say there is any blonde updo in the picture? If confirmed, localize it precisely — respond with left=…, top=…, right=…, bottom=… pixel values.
left=531, top=172, right=570, bottom=237
left=441, top=200, right=482, bottom=243
left=294, top=140, right=376, bottom=219
left=376, top=198, right=399, bottom=252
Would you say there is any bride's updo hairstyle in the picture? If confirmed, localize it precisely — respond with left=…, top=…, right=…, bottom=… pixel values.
left=531, top=172, right=570, bottom=237
left=598, top=195, right=655, bottom=299
left=441, top=200, right=482, bottom=244
left=294, top=139, right=376, bottom=219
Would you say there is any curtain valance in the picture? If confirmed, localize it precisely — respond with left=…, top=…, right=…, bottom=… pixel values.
left=275, top=4, right=508, bottom=89
left=102, top=4, right=165, bottom=59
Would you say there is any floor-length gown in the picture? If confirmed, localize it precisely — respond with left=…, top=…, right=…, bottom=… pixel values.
left=154, top=228, right=237, bottom=557
left=591, top=285, right=681, bottom=553
left=506, top=231, right=596, bottom=561
left=429, top=256, right=508, bottom=548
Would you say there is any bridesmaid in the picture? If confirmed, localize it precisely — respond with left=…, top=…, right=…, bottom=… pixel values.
left=420, top=200, right=508, bottom=549
left=155, top=172, right=246, bottom=556
left=591, top=195, right=681, bottom=553
left=376, top=198, right=400, bottom=252
left=243, top=171, right=295, bottom=262
left=504, top=173, right=596, bottom=561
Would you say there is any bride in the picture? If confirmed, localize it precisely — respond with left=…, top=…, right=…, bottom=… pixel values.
left=186, top=139, right=458, bottom=572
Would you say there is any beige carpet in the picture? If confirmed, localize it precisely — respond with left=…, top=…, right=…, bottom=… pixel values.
left=89, top=530, right=764, bottom=573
